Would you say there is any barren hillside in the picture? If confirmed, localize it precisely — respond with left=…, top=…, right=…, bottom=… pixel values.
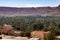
left=0, top=5, right=60, bottom=17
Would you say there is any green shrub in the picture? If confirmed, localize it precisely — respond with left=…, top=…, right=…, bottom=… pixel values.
left=46, top=31, right=55, bottom=40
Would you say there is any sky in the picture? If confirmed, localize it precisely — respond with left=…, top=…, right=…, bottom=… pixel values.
left=0, top=0, right=60, bottom=7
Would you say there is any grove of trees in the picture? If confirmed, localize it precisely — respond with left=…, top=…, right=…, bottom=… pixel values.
left=0, top=16, right=60, bottom=36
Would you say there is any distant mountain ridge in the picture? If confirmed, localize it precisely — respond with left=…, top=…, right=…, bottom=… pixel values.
left=0, top=5, right=60, bottom=17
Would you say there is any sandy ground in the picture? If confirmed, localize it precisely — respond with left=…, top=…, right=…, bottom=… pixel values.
left=0, top=35, right=39, bottom=40
left=1, top=39, right=28, bottom=40
left=0, top=39, right=29, bottom=40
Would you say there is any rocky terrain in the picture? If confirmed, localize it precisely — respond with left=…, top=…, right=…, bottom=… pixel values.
left=0, top=5, right=60, bottom=17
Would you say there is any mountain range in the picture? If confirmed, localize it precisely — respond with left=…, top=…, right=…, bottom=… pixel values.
left=0, top=5, right=60, bottom=17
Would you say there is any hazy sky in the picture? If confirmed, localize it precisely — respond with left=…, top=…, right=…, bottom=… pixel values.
left=0, top=0, right=60, bottom=7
